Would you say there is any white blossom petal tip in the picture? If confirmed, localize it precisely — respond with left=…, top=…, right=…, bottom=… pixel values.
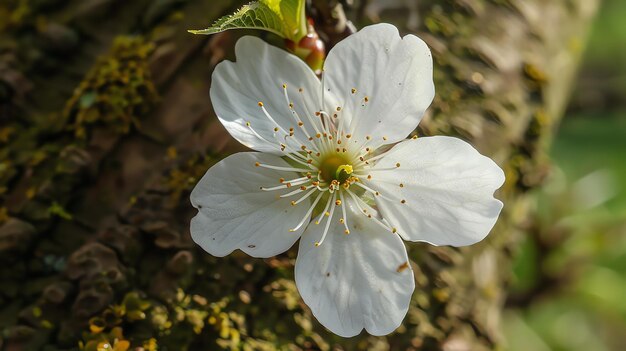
left=192, top=22, right=504, bottom=337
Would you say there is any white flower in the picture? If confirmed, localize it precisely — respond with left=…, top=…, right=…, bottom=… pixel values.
left=190, top=23, right=505, bottom=337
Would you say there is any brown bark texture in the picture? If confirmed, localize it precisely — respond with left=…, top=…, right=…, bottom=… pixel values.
left=0, top=0, right=599, bottom=350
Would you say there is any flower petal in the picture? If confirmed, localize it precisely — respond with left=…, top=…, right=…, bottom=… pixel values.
left=323, top=23, right=434, bottom=145
left=190, top=152, right=310, bottom=257
left=295, top=201, right=414, bottom=337
left=211, top=36, right=325, bottom=154
left=369, top=136, right=505, bottom=246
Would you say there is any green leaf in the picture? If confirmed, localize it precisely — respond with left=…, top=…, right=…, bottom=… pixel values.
left=188, top=0, right=306, bottom=41
left=278, top=0, right=307, bottom=41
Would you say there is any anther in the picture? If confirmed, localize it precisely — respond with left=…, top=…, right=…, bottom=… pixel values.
left=298, top=121, right=304, bottom=126
left=254, top=162, right=260, bottom=167
left=273, top=127, right=279, bottom=132
left=383, top=136, right=388, bottom=141
left=299, top=88, right=303, bottom=92
left=396, top=163, right=401, bottom=167
left=351, top=88, right=357, bottom=94
left=282, top=84, right=287, bottom=89
left=286, top=183, right=292, bottom=188
left=401, top=199, right=406, bottom=204
left=399, top=183, right=404, bottom=187
left=336, top=107, right=341, bottom=111
left=279, top=178, right=285, bottom=183
left=366, top=135, right=371, bottom=140
left=364, top=96, right=369, bottom=102
left=335, top=200, right=342, bottom=206
left=258, top=102, right=264, bottom=107
left=346, top=134, right=352, bottom=139
left=412, top=135, right=418, bottom=139
left=300, top=186, right=307, bottom=190
left=392, top=227, right=397, bottom=233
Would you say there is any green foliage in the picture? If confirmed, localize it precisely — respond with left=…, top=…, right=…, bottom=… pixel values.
left=188, top=0, right=307, bottom=41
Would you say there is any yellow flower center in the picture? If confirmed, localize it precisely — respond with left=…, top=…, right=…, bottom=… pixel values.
left=318, top=154, right=353, bottom=184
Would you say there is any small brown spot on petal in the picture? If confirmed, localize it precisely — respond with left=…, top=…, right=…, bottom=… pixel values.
left=396, top=262, right=409, bottom=273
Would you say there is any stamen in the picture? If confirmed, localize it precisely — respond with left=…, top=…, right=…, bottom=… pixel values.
left=287, top=187, right=317, bottom=204
left=345, top=189, right=394, bottom=232
left=260, top=177, right=309, bottom=191
left=314, top=193, right=334, bottom=225
left=246, top=121, right=310, bottom=164
left=256, top=163, right=312, bottom=173
left=290, top=192, right=324, bottom=232
left=279, top=183, right=313, bottom=198
left=338, top=191, right=350, bottom=234
left=282, top=84, right=316, bottom=149
left=316, top=192, right=338, bottom=247
left=352, top=182, right=395, bottom=201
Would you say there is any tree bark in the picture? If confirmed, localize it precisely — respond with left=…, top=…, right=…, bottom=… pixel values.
left=0, top=0, right=599, bottom=350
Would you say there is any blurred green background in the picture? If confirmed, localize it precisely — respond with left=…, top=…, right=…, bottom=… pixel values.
left=503, top=0, right=626, bottom=350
